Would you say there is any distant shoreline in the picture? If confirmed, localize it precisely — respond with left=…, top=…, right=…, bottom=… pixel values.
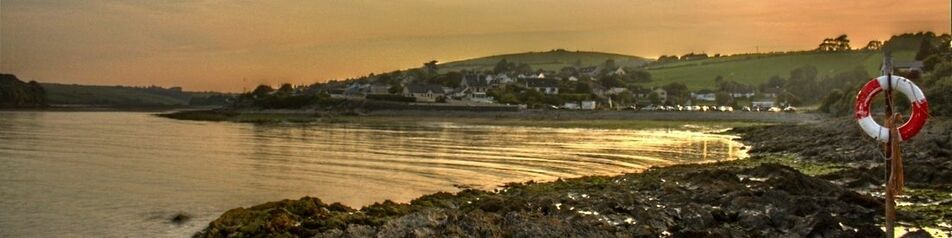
left=0, top=105, right=214, bottom=112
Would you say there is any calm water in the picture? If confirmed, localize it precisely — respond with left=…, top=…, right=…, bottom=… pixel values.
left=0, top=111, right=745, bottom=237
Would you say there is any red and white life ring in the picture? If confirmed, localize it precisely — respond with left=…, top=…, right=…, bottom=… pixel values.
left=854, top=75, right=929, bottom=142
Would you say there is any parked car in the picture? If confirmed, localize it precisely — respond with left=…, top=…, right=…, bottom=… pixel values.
left=768, top=107, right=783, bottom=112
left=783, top=106, right=797, bottom=112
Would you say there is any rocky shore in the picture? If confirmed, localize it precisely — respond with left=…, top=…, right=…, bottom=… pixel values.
left=193, top=117, right=952, bottom=237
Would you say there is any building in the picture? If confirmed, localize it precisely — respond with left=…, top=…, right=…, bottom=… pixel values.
left=894, top=61, right=924, bottom=80
left=761, top=87, right=782, bottom=98
left=653, top=88, right=668, bottom=103
left=526, top=79, right=560, bottom=95
left=592, top=85, right=628, bottom=98
left=581, top=101, right=597, bottom=110
left=368, top=84, right=391, bottom=95
left=492, top=73, right=514, bottom=85
left=578, top=66, right=600, bottom=77
left=403, top=84, right=446, bottom=102
left=460, top=74, right=490, bottom=94
left=752, top=100, right=774, bottom=108
left=609, top=67, right=626, bottom=76
left=631, top=88, right=653, bottom=98
left=691, top=89, right=716, bottom=101
left=729, top=89, right=755, bottom=98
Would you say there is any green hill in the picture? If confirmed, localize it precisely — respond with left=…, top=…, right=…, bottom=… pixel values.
left=639, top=50, right=917, bottom=90
left=0, top=74, right=47, bottom=108
left=438, top=49, right=651, bottom=73
left=42, top=83, right=192, bottom=106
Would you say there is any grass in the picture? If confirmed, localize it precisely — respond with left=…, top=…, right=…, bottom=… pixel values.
left=437, top=50, right=650, bottom=73
left=639, top=50, right=917, bottom=90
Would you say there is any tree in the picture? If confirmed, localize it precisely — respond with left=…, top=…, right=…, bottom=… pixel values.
left=714, top=91, right=732, bottom=106
left=388, top=85, right=404, bottom=94
left=662, top=82, right=689, bottom=105
left=817, top=35, right=851, bottom=51
left=647, top=92, right=661, bottom=105
left=761, top=75, right=786, bottom=92
left=864, top=40, right=883, bottom=50
left=598, top=75, right=625, bottom=88
left=834, top=34, right=851, bottom=51
left=494, top=59, right=514, bottom=74
left=575, top=82, right=592, bottom=94
left=775, top=91, right=802, bottom=107
left=603, top=59, right=617, bottom=70
left=818, top=89, right=845, bottom=114
left=515, top=63, right=533, bottom=75
left=629, top=70, right=652, bottom=83
left=423, top=60, right=439, bottom=74
left=657, top=55, right=679, bottom=63
left=251, top=85, right=274, bottom=98
left=276, top=83, right=294, bottom=96
left=915, top=38, right=936, bottom=60
left=785, top=66, right=819, bottom=101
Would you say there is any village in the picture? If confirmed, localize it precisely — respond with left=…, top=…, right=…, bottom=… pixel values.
left=279, top=58, right=818, bottom=113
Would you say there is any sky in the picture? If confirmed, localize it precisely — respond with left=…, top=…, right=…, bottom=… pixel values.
left=1, top=0, right=949, bottom=92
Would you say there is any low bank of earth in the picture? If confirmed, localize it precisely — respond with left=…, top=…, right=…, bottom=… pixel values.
left=180, top=111, right=951, bottom=237
left=157, top=109, right=818, bottom=130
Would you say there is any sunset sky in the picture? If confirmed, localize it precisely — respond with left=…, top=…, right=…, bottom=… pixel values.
left=1, top=0, right=949, bottom=92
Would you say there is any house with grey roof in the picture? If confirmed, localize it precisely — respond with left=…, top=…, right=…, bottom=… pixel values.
left=403, top=84, right=446, bottom=102
left=526, top=79, right=560, bottom=95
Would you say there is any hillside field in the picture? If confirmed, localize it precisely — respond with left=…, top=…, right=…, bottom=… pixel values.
left=438, top=49, right=650, bottom=73
left=639, top=50, right=917, bottom=90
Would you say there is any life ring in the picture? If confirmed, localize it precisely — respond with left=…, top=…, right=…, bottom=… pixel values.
left=854, top=75, right=928, bottom=142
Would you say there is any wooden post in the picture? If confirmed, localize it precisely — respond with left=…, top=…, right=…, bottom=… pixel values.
left=881, top=50, right=896, bottom=238
left=885, top=114, right=898, bottom=238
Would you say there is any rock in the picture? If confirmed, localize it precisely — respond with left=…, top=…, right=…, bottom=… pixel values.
left=900, top=229, right=933, bottom=238
left=170, top=213, right=190, bottom=224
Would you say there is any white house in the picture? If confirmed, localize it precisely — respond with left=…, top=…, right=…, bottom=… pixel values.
left=368, top=84, right=391, bottom=95
left=527, top=79, right=559, bottom=95
left=403, top=84, right=446, bottom=102
left=691, top=89, right=716, bottom=101
left=581, top=101, right=597, bottom=110
left=563, top=102, right=580, bottom=110
left=653, top=88, right=668, bottom=103
left=493, top=74, right=514, bottom=85
left=752, top=100, right=774, bottom=108
left=609, top=67, right=626, bottom=76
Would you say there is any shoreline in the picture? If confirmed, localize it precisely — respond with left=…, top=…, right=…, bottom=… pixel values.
left=156, top=109, right=821, bottom=130
left=192, top=116, right=952, bottom=237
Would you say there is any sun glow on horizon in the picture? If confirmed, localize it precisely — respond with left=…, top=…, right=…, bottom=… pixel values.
left=1, top=0, right=949, bottom=92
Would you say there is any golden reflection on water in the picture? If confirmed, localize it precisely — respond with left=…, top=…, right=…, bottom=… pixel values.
left=0, top=112, right=746, bottom=237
